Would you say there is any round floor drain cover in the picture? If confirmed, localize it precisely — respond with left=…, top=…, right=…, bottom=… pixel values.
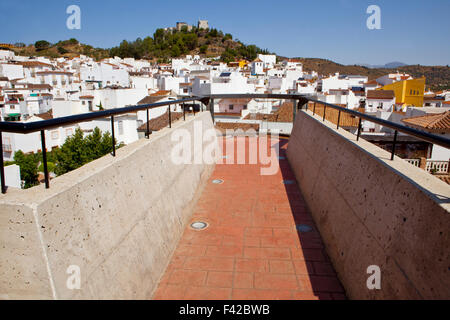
left=212, top=179, right=224, bottom=184
left=283, top=180, right=295, bottom=184
left=191, top=221, right=208, bottom=230
left=296, top=224, right=312, bottom=232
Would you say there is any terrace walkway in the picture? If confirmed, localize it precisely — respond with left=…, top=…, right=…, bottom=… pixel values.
left=153, top=136, right=346, bottom=300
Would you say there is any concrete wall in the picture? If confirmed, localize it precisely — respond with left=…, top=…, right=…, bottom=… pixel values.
left=0, top=112, right=215, bottom=299
left=287, top=110, right=450, bottom=300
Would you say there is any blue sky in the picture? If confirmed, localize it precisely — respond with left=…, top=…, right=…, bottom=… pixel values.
left=1, top=0, right=449, bottom=66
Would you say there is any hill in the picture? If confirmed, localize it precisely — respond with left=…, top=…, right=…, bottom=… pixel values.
left=294, top=57, right=450, bottom=91
left=12, top=28, right=270, bottom=64
left=12, top=38, right=110, bottom=60
left=108, top=27, right=270, bottom=63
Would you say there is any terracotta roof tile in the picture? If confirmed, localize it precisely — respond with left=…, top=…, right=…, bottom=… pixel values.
left=35, top=110, right=53, bottom=120
left=402, top=111, right=450, bottom=133
left=367, top=90, right=395, bottom=100
left=137, top=110, right=183, bottom=132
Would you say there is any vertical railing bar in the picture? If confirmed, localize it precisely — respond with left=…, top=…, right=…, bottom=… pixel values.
left=292, top=99, right=297, bottom=122
left=40, top=130, right=49, bottom=189
left=391, top=130, right=398, bottom=161
left=168, top=105, right=172, bottom=128
left=356, top=118, right=362, bottom=141
left=313, top=102, right=316, bottom=115
left=0, top=131, right=6, bottom=194
left=146, top=108, right=150, bottom=139
left=183, top=103, right=186, bottom=121
left=323, top=105, right=327, bottom=121
left=337, top=110, right=341, bottom=129
left=111, top=115, right=116, bottom=156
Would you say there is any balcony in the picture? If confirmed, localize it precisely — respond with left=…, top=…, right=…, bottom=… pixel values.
left=0, top=94, right=448, bottom=300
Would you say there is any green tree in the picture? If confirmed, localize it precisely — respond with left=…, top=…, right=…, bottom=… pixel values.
left=38, top=162, right=55, bottom=173
left=54, top=128, right=89, bottom=175
left=54, top=127, right=114, bottom=176
left=13, top=150, right=39, bottom=188
left=171, top=44, right=181, bottom=57
left=35, top=40, right=51, bottom=51
left=200, top=44, right=208, bottom=54
left=223, top=33, right=233, bottom=42
left=57, top=46, right=69, bottom=54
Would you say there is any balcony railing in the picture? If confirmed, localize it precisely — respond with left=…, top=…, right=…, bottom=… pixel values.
left=406, top=158, right=450, bottom=174
left=0, top=93, right=449, bottom=194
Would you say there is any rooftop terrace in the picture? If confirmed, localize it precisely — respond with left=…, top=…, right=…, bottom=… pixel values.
left=153, top=137, right=345, bottom=300
left=0, top=94, right=449, bottom=300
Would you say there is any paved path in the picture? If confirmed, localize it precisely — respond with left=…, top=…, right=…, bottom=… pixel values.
left=153, top=137, right=345, bottom=300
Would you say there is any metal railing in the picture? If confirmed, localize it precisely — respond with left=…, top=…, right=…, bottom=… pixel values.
left=1, top=93, right=449, bottom=194
left=0, top=96, right=209, bottom=193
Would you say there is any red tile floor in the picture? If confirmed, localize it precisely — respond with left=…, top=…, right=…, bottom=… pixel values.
left=153, top=136, right=346, bottom=300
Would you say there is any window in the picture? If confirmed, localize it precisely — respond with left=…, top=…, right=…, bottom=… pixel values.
left=118, top=121, right=124, bottom=135
left=51, top=131, right=59, bottom=140
left=82, top=101, right=86, bottom=105
left=229, top=104, right=234, bottom=110
left=88, top=101, right=93, bottom=111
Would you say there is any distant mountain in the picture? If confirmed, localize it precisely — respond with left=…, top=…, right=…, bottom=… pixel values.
left=360, top=62, right=408, bottom=69
left=295, top=57, right=450, bottom=91
left=384, top=62, right=408, bottom=68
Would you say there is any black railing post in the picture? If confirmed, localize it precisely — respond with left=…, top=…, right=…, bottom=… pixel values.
left=323, top=105, right=327, bottom=122
left=313, top=102, right=316, bottom=115
left=209, top=99, right=215, bottom=123
left=168, top=105, right=172, bottom=128
left=391, top=130, right=398, bottom=160
left=357, top=118, right=362, bottom=141
left=146, top=108, right=150, bottom=139
left=337, top=110, right=341, bottom=129
left=292, top=99, right=297, bottom=122
left=193, top=104, right=196, bottom=117
left=183, top=103, right=186, bottom=121
left=40, top=130, right=49, bottom=189
left=111, top=115, right=116, bottom=156
left=0, top=131, right=6, bottom=194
